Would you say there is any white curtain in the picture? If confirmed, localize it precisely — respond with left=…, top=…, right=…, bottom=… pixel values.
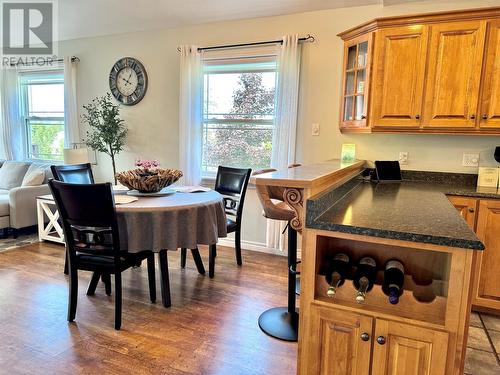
left=0, top=67, right=23, bottom=160
left=266, top=34, right=301, bottom=250
left=178, top=45, right=203, bottom=186
left=63, top=57, right=80, bottom=147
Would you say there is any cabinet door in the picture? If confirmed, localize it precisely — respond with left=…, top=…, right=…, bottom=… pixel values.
left=447, top=196, right=478, bottom=229
left=473, top=199, right=500, bottom=310
left=340, top=34, right=373, bottom=132
left=372, top=319, right=448, bottom=375
left=479, top=20, right=500, bottom=129
left=306, top=304, right=372, bottom=375
left=423, top=21, right=486, bottom=129
left=371, top=26, right=428, bottom=128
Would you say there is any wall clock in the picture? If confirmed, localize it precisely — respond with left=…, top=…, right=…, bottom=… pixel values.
left=109, top=57, right=148, bottom=105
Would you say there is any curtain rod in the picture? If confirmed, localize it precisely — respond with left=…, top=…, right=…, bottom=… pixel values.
left=9, top=55, right=80, bottom=67
left=176, top=34, right=315, bottom=52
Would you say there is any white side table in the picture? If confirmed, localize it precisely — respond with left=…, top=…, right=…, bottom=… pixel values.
left=37, top=195, right=64, bottom=244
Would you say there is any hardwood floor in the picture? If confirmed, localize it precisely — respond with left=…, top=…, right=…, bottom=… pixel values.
left=0, top=242, right=297, bottom=374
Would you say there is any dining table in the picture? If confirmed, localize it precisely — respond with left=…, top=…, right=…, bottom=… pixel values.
left=114, top=189, right=228, bottom=307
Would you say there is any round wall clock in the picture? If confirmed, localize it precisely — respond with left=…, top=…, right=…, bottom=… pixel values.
left=109, top=57, right=148, bottom=105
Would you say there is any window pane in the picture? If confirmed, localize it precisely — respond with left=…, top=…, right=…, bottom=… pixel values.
left=27, top=121, right=64, bottom=161
left=202, top=66, right=276, bottom=172
left=28, top=83, right=64, bottom=117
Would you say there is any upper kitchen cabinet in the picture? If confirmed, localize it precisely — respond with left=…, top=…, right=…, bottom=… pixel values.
left=339, top=34, right=373, bottom=132
left=337, top=7, right=500, bottom=135
left=480, top=19, right=500, bottom=129
left=371, top=25, right=429, bottom=128
left=422, top=21, right=486, bottom=129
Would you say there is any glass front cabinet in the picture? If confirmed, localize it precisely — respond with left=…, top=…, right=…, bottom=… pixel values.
left=339, top=34, right=372, bottom=132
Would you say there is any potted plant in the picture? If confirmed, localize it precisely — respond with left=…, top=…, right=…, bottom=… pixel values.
left=82, top=93, right=127, bottom=184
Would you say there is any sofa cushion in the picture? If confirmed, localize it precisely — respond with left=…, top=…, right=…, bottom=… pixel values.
left=22, top=164, right=46, bottom=186
left=0, top=195, right=9, bottom=216
left=0, top=161, right=30, bottom=190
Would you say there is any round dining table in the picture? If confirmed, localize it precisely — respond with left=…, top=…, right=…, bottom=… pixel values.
left=115, top=190, right=227, bottom=307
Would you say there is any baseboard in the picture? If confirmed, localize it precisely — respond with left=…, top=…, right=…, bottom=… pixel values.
left=217, top=238, right=302, bottom=258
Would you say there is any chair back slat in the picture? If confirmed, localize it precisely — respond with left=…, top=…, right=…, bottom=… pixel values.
left=51, top=163, right=94, bottom=184
left=48, top=180, right=120, bottom=258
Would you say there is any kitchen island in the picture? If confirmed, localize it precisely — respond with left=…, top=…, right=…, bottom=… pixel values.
left=298, top=172, right=485, bottom=375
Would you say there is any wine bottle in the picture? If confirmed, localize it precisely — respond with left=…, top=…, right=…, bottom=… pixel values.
left=325, top=253, right=350, bottom=298
left=382, top=259, right=405, bottom=305
left=353, top=257, right=377, bottom=303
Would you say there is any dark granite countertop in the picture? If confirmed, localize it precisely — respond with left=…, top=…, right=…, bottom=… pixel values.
left=306, top=172, right=489, bottom=250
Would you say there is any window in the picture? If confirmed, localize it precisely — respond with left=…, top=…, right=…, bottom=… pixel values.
left=202, top=58, right=277, bottom=175
left=19, top=71, right=65, bottom=161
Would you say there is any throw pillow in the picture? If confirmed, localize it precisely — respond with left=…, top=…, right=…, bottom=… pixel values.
left=0, top=161, right=30, bottom=189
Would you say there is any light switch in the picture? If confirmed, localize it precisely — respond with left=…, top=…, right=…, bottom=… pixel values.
left=312, top=123, right=320, bottom=136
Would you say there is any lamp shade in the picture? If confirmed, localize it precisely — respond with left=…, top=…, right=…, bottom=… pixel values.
left=63, top=148, right=89, bottom=164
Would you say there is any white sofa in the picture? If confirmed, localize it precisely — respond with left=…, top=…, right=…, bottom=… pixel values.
left=0, top=160, right=52, bottom=238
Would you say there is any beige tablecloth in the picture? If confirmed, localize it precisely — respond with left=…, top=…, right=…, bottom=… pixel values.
left=115, top=191, right=227, bottom=252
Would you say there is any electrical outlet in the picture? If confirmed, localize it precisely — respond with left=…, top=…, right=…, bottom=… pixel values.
left=462, top=153, right=480, bottom=167
left=312, top=123, right=320, bottom=136
left=399, top=152, right=409, bottom=165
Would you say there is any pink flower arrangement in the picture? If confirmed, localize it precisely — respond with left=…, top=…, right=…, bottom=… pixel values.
left=135, top=158, right=160, bottom=170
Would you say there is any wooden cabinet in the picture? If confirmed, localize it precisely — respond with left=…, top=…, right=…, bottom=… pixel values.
left=338, top=7, right=500, bottom=134
left=307, top=305, right=372, bottom=375
left=371, top=319, right=448, bottom=375
left=422, top=21, right=486, bottom=129
left=473, top=199, right=500, bottom=311
left=340, top=34, right=373, bottom=132
left=447, top=196, right=478, bottom=229
left=371, top=26, right=428, bottom=128
left=306, top=304, right=450, bottom=375
left=479, top=20, right=500, bottom=129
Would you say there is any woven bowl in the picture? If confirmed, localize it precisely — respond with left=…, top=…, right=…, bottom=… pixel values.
left=116, top=168, right=183, bottom=193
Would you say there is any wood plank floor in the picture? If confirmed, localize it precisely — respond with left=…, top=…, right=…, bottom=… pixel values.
left=0, top=242, right=297, bottom=374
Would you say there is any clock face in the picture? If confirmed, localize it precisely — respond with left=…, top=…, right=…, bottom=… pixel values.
left=109, top=57, right=147, bottom=105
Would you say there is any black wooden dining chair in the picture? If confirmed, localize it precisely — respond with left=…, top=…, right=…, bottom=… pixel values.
left=51, top=163, right=94, bottom=276
left=48, top=180, right=156, bottom=330
left=51, top=163, right=95, bottom=184
left=181, top=166, right=251, bottom=278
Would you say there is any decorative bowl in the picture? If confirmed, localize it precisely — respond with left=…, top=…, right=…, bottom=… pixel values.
left=116, top=168, right=183, bottom=193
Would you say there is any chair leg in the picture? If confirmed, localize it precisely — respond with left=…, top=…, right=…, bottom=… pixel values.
left=147, top=254, right=156, bottom=303
left=190, top=248, right=206, bottom=275
left=114, top=273, right=122, bottom=330
left=102, top=273, right=112, bottom=296
left=209, top=244, right=216, bottom=279
left=86, top=272, right=101, bottom=296
left=67, top=267, right=78, bottom=322
left=64, top=249, right=69, bottom=275
left=180, top=248, right=187, bottom=268
left=235, top=228, right=242, bottom=266
left=159, top=250, right=171, bottom=308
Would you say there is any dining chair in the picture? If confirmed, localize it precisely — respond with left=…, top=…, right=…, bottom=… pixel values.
left=51, top=163, right=94, bottom=276
left=48, top=180, right=156, bottom=330
left=51, top=163, right=95, bottom=184
left=180, top=166, right=251, bottom=278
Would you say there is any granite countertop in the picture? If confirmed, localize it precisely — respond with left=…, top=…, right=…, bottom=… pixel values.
left=306, top=173, right=490, bottom=250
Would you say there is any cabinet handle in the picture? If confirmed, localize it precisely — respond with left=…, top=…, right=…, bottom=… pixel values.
left=415, top=115, right=420, bottom=120
left=376, top=336, right=386, bottom=345
left=471, top=114, right=476, bottom=120
left=360, top=332, right=370, bottom=341
left=361, top=115, right=366, bottom=120
left=468, top=208, right=475, bottom=213
left=482, top=115, right=488, bottom=120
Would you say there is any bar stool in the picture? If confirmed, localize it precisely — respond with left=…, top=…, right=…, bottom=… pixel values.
left=254, top=169, right=299, bottom=342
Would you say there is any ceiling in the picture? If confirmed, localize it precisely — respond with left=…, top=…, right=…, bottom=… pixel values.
left=59, top=0, right=424, bottom=41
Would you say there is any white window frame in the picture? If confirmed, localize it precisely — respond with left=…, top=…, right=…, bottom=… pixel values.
left=201, top=46, right=278, bottom=178
left=18, top=69, right=65, bottom=162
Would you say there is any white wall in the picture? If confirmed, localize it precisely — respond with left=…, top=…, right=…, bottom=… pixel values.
left=58, top=0, right=500, bottom=248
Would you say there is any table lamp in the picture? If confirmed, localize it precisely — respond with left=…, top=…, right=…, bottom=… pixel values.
left=63, top=147, right=89, bottom=165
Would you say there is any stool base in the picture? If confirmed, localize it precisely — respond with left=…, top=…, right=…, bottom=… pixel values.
left=258, top=307, right=299, bottom=342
